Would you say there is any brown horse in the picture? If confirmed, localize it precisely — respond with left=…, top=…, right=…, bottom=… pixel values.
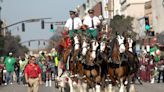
left=107, top=38, right=130, bottom=92
left=77, top=36, right=90, bottom=77
left=96, top=39, right=111, bottom=88
left=124, top=38, right=140, bottom=84
left=69, top=34, right=81, bottom=76
left=83, top=40, right=102, bottom=89
left=59, top=36, right=72, bottom=71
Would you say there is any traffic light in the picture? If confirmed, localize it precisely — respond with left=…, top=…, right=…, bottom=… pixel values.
left=50, top=24, right=53, bottom=30
left=145, top=17, right=150, bottom=31
left=50, top=24, right=54, bottom=32
left=41, top=20, right=44, bottom=29
left=22, top=23, right=25, bottom=32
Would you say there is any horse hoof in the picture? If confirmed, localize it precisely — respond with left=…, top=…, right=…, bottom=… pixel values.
left=124, top=81, right=128, bottom=85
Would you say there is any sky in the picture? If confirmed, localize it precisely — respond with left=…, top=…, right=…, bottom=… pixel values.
left=1, top=0, right=85, bottom=49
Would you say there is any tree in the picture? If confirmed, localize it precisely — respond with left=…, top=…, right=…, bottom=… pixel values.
left=110, top=15, right=136, bottom=39
left=46, top=26, right=63, bottom=51
left=1, top=33, right=29, bottom=57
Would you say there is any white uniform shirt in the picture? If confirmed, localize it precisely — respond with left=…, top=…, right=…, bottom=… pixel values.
left=65, top=17, right=82, bottom=30
left=83, top=15, right=100, bottom=29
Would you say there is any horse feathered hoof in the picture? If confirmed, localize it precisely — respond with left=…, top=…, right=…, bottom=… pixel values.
left=129, top=84, right=137, bottom=92
left=124, top=81, right=128, bottom=85
left=105, top=79, right=111, bottom=82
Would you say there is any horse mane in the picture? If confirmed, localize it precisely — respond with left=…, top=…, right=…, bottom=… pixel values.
left=59, top=38, right=66, bottom=48
left=86, top=48, right=92, bottom=64
left=111, top=38, right=120, bottom=63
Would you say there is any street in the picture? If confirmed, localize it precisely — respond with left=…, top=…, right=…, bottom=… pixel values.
left=0, top=83, right=59, bottom=92
left=0, top=82, right=164, bottom=92
left=135, top=82, right=164, bottom=92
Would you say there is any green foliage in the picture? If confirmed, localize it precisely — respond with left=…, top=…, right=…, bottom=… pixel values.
left=110, top=15, right=135, bottom=39
left=46, top=27, right=63, bottom=51
left=0, top=34, right=29, bottom=57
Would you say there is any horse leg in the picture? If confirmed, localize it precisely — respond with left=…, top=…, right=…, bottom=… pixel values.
left=108, top=68, right=117, bottom=85
left=119, top=78, right=126, bottom=92
left=71, top=50, right=79, bottom=75
left=68, top=77, right=75, bottom=92
left=64, top=50, right=69, bottom=63
left=135, top=73, right=142, bottom=85
left=64, top=50, right=71, bottom=70
left=70, top=62, right=74, bottom=76
left=128, top=75, right=137, bottom=92
left=84, top=70, right=93, bottom=90
left=85, top=77, right=92, bottom=91
left=78, top=61, right=83, bottom=77
left=91, top=69, right=98, bottom=78
left=94, top=75, right=101, bottom=92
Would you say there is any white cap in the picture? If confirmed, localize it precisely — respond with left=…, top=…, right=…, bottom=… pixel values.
left=9, top=52, right=13, bottom=55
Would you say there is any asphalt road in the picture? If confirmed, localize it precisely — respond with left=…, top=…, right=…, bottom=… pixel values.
left=0, top=82, right=163, bottom=92
left=0, top=83, right=59, bottom=92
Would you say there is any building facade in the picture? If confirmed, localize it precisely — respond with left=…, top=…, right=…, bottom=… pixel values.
left=108, top=0, right=122, bottom=18
left=76, top=4, right=86, bottom=19
left=152, top=0, right=164, bottom=34
left=77, top=0, right=111, bottom=20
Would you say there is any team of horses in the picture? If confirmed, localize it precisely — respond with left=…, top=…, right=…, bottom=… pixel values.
left=59, top=32, right=139, bottom=92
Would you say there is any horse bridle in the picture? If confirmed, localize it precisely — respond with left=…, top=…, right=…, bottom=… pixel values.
left=73, top=36, right=80, bottom=46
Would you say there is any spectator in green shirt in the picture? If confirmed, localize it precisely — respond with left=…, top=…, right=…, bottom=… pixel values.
left=4, top=52, right=16, bottom=85
left=19, top=57, right=28, bottom=85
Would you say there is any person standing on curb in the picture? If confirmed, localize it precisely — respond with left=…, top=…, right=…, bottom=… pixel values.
left=24, top=56, right=42, bottom=92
